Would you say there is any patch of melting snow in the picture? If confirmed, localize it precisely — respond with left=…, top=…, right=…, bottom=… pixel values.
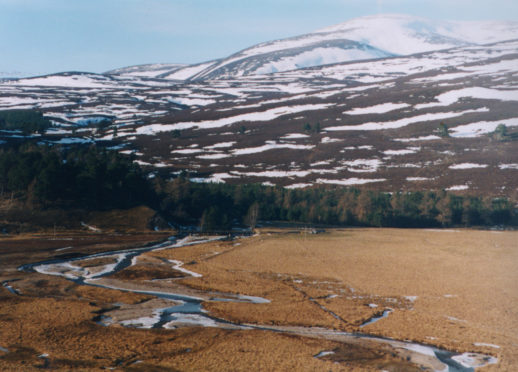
left=232, top=141, right=315, bottom=155
left=407, top=177, right=433, bottom=182
left=136, top=104, right=331, bottom=133
left=452, top=352, right=498, bottom=369
left=204, top=141, right=236, bottom=149
left=190, top=176, right=225, bottom=184
left=340, top=158, right=382, bottom=173
left=473, top=342, right=500, bottom=349
left=446, top=316, right=467, bottom=323
left=130, top=255, right=140, bottom=267
left=418, top=87, right=518, bottom=109
left=320, top=136, right=341, bottom=143
left=314, top=350, right=335, bottom=358
left=368, top=303, right=378, bottom=308
left=325, top=109, right=486, bottom=131
left=404, top=296, right=418, bottom=303
left=384, top=147, right=420, bottom=156
left=171, top=148, right=204, bottom=154
left=403, top=344, right=436, bottom=357
left=394, top=135, right=441, bottom=142
left=449, top=163, right=488, bottom=169
left=80, top=222, right=102, bottom=232
left=34, top=262, right=84, bottom=280
left=169, top=259, right=202, bottom=278
left=317, top=177, right=386, bottom=186
left=450, top=117, right=518, bottom=138
left=446, top=185, right=469, bottom=191
left=285, top=183, right=313, bottom=189
left=342, top=145, right=374, bottom=151
left=82, top=253, right=127, bottom=279
left=197, top=153, right=231, bottom=160
left=232, top=170, right=310, bottom=178
left=234, top=294, right=271, bottom=304
left=343, top=102, right=410, bottom=115
left=281, top=133, right=309, bottom=139
left=164, top=313, right=219, bottom=328
left=499, top=163, right=518, bottom=170
left=310, top=160, right=332, bottom=166
left=121, top=309, right=164, bottom=329
left=168, top=97, right=216, bottom=106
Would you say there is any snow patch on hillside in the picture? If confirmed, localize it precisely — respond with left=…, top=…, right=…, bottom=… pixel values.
left=326, top=109, right=485, bottom=131
left=450, top=118, right=518, bottom=137
left=416, top=87, right=518, bottom=109
left=255, top=47, right=388, bottom=75
left=316, top=178, right=386, bottom=186
left=136, top=104, right=331, bottom=133
left=165, top=62, right=215, bottom=80
left=449, top=163, right=488, bottom=169
left=232, top=141, right=315, bottom=156
left=344, top=102, right=410, bottom=115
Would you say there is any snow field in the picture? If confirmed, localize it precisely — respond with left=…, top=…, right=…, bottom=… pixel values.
left=316, top=178, right=386, bottom=186
left=450, top=118, right=518, bottom=137
left=231, top=141, right=315, bottom=156
left=343, top=102, right=410, bottom=115
left=448, top=163, right=488, bottom=170
left=135, top=104, right=331, bottom=134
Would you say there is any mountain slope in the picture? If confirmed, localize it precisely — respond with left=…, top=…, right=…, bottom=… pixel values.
left=105, top=63, right=187, bottom=78
left=1, top=37, right=517, bottom=196
left=188, top=39, right=393, bottom=80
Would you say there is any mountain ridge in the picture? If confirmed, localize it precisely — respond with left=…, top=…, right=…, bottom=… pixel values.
left=103, top=14, right=518, bottom=81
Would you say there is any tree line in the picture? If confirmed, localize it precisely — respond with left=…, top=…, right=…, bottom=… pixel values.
left=155, top=176, right=517, bottom=231
left=0, top=143, right=516, bottom=230
left=0, top=143, right=152, bottom=210
left=0, top=110, right=52, bottom=135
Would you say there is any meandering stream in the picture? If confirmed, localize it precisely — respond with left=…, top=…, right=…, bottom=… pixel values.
left=19, top=235, right=497, bottom=372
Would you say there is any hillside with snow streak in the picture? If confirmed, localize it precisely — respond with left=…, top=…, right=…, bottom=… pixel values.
left=1, top=15, right=517, bottom=196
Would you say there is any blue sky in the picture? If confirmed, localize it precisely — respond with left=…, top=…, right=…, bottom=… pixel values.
left=1, top=0, right=517, bottom=76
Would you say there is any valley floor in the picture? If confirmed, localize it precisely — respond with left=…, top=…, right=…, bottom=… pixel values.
left=0, top=228, right=516, bottom=371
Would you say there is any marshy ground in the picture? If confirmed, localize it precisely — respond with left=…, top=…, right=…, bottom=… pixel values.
left=0, top=228, right=516, bottom=371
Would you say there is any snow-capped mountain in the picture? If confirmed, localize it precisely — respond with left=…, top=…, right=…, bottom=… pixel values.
left=184, top=38, right=393, bottom=80
left=106, top=14, right=518, bottom=81
left=315, top=14, right=518, bottom=55
left=1, top=15, right=518, bottom=196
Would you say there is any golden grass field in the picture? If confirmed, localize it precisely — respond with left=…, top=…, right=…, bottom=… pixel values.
left=0, top=228, right=516, bottom=371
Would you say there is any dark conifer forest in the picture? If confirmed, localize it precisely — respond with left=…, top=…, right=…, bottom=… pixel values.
left=0, top=143, right=515, bottom=231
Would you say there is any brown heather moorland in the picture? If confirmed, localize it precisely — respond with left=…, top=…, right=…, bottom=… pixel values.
left=0, top=228, right=516, bottom=371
